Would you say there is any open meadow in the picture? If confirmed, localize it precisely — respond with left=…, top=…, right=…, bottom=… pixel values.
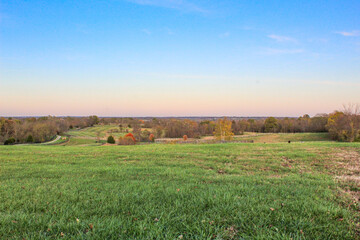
left=3, top=0, right=360, bottom=239
left=1, top=136, right=359, bottom=239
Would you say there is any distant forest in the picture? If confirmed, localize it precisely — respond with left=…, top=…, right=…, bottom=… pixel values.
left=1, top=106, right=359, bottom=144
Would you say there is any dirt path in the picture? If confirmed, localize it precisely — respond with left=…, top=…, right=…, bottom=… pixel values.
left=41, top=135, right=62, bottom=145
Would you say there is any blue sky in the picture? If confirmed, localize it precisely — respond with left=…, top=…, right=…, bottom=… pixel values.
left=1, top=0, right=359, bottom=116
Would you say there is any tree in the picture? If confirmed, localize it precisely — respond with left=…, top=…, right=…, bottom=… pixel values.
left=183, top=135, right=188, bottom=141
left=88, top=115, right=99, bottom=126
left=153, top=125, right=164, bottom=138
left=140, top=129, right=151, bottom=142
left=214, top=117, right=234, bottom=141
left=4, top=137, right=16, bottom=145
left=149, top=134, right=155, bottom=142
left=125, top=133, right=136, bottom=143
left=118, top=136, right=136, bottom=145
left=107, top=135, right=115, bottom=144
left=296, top=114, right=311, bottom=132
left=119, top=133, right=136, bottom=145
left=309, top=115, right=328, bottom=132
left=264, top=117, right=278, bottom=133
left=26, top=135, right=34, bottom=143
left=327, top=104, right=360, bottom=142
left=132, top=124, right=142, bottom=141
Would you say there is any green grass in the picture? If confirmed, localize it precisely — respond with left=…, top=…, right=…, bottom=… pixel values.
left=66, top=125, right=129, bottom=139
left=63, top=137, right=100, bottom=146
left=0, top=141, right=359, bottom=239
left=42, top=136, right=69, bottom=146
left=235, top=132, right=331, bottom=143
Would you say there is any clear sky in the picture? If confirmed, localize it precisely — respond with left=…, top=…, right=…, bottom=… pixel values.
left=1, top=0, right=359, bottom=117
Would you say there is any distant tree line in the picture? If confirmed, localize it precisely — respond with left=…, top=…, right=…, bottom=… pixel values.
left=0, top=115, right=99, bottom=144
left=326, top=104, right=360, bottom=142
left=1, top=105, right=359, bottom=144
left=142, top=114, right=329, bottom=138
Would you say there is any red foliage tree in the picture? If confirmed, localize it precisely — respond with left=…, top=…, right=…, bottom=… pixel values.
left=125, top=133, right=136, bottom=143
left=149, top=134, right=155, bottom=142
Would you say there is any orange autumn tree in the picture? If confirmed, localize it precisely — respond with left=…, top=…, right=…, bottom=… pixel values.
left=118, top=133, right=136, bottom=145
left=125, top=133, right=136, bottom=143
left=149, top=134, right=155, bottom=142
left=214, top=117, right=234, bottom=141
left=183, top=135, right=188, bottom=141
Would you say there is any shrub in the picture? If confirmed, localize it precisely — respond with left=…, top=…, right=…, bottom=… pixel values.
left=183, top=135, right=188, bottom=141
left=4, top=138, right=16, bottom=145
left=149, top=134, right=155, bottom=142
left=26, top=135, right=34, bottom=143
left=118, top=136, right=136, bottom=145
left=125, top=133, right=136, bottom=143
left=107, top=135, right=115, bottom=144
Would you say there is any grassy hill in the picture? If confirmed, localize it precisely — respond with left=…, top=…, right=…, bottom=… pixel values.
left=66, top=124, right=128, bottom=139
left=235, top=132, right=331, bottom=143
left=1, top=141, right=359, bottom=239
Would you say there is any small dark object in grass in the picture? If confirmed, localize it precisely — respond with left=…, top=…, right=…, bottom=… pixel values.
left=288, top=141, right=291, bottom=143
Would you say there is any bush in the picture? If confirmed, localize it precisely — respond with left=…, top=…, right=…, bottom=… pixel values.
left=26, top=135, right=34, bottom=143
left=118, top=136, right=136, bottom=145
left=183, top=135, right=188, bottom=141
left=107, top=135, right=115, bottom=144
left=125, top=133, right=136, bottom=143
left=4, top=138, right=16, bottom=145
left=149, top=134, right=155, bottom=142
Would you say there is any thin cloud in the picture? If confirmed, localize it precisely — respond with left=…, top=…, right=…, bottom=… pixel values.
left=335, top=30, right=360, bottom=37
left=261, top=48, right=304, bottom=55
left=126, top=0, right=208, bottom=13
left=268, top=34, right=297, bottom=43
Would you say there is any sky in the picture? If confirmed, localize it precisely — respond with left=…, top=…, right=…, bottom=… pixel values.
left=0, top=0, right=359, bottom=117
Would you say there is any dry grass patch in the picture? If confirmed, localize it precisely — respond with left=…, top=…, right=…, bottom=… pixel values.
left=332, top=148, right=360, bottom=214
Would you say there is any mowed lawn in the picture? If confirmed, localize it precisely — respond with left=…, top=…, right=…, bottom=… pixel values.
left=66, top=125, right=136, bottom=139
left=1, top=142, right=359, bottom=239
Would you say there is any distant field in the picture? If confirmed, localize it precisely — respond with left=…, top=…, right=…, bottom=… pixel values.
left=66, top=125, right=130, bottom=139
left=65, top=126, right=330, bottom=146
left=235, top=132, right=331, bottom=143
left=1, top=141, right=359, bottom=239
left=63, top=137, right=104, bottom=146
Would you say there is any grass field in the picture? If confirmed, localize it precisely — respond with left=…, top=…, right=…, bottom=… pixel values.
left=1, top=140, right=359, bottom=239
left=65, top=125, right=129, bottom=146
left=235, top=132, right=331, bottom=143
left=62, top=137, right=102, bottom=146
left=66, top=125, right=128, bottom=139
